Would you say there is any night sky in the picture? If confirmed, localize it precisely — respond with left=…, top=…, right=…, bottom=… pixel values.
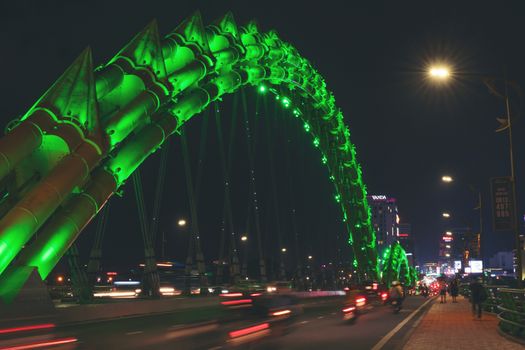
left=1, top=0, right=525, bottom=271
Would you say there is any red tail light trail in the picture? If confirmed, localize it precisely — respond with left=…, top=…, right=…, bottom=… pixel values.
left=0, top=323, right=55, bottom=335
left=229, top=323, right=270, bottom=338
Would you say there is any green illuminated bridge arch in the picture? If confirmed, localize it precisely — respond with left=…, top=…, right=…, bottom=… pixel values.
left=381, top=242, right=417, bottom=287
left=0, top=12, right=378, bottom=300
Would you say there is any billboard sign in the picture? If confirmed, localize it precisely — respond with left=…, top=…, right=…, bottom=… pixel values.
left=491, top=177, right=515, bottom=231
left=454, top=261, right=462, bottom=272
left=469, top=260, right=483, bottom=273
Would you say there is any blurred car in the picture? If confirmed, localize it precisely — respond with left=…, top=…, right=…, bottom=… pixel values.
left=208, top=285, right=231, bottom=295
left=222, top=293, right=303, bottom=346
left=266, top=281, right=292, bottom=293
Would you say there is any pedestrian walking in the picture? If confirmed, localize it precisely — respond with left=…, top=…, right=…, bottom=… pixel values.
left=450, top=278, right=459, bottom=303
left=469, top=277, right=487, bottom=319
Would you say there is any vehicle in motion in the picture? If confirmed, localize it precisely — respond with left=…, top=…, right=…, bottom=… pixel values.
left=221, top=292, right=303, bottom=346
left=342, top=304, right=358, bottom=323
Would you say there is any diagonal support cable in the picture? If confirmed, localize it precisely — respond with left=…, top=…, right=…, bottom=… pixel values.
left=150, top=139, right=170, bottom=249
left=180, top=126, right=207, bottom=293
left=240, top=88, right=266, bottom=282
left=132, top=169, right=160, bottom=297
left=214, top=101, right=240, bottom=283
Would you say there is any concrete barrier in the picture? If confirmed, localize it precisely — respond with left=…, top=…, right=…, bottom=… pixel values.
left=1, top=290, right=347, bottom=327
left=56, top=296, right=221, bottom=325
left=291, top=291, right=346, bottom=298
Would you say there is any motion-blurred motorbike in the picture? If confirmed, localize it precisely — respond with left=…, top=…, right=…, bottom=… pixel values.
left=391, top=298, right=402, bottom=314
left=341, top=304, right=357, bottom=323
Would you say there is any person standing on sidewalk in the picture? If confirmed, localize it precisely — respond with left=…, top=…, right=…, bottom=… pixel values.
left=469, top=277, right=487, bottom=319
left=450, top=278, right=459, bottom=303
left=439, top=280, right=447, bottom=303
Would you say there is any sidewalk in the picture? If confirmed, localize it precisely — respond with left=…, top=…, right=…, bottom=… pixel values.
left=403, top=297, right=522, bottom=350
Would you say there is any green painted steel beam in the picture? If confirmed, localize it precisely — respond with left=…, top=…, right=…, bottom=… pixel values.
left=0, top=12, right=380, bottom=299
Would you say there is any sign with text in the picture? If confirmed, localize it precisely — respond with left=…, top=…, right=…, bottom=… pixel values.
left=491, top=177, right=515, bottom=231
left=469, top=260, right=483, bottom=273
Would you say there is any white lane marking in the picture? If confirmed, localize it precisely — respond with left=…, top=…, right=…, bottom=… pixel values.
left=300, top=320, right=309, bottom=324
left=166, top=324, right=219, bottom=340
left=125, top=331, right=143, bottom=335
left=331, top=312, right=336, bottom=315
left=317, top=316, right=324, bottom=319
left=370, top=298, right=434, bottom=350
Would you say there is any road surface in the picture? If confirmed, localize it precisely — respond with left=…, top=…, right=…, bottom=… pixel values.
left=12, top=296, right=432, bottom=349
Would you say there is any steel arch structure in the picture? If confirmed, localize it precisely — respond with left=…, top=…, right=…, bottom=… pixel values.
left=381, top=242, right=416, bottom=287
left=0, top=11, right=378, bottom=301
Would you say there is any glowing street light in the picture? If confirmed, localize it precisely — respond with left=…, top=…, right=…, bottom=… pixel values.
left=177, top=219, right=187, bottom=227
left=442, top=212, right=451, bottom=218
left=308, top=255, right=313, bottom=260
left=428, top=66, right=450, bottom=80
left=241, top=235, right=248, bottom=242
left=445, top=231, right=453, bottom=236
left=281, top=248, right=287, bottom=253
left=442, top=175, right=453, bottom=183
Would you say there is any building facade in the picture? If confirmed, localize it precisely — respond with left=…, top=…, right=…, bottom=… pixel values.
left=488, top=251, right=514, bottom=271
left=398, top=223, right=416, bottom=266
left=367, top=195, right=398, bottom=255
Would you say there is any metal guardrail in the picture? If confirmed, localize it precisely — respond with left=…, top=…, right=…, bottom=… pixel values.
left=497, top=288, right=525, bottom=340
left=460, top=283, right=524, bottom=340
left=483, top=285, right=504, bottom=313
left=459, top=283, right=507, bottom=313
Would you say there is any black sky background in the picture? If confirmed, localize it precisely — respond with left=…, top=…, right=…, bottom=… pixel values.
left=1, top=0, right=525, bottom=272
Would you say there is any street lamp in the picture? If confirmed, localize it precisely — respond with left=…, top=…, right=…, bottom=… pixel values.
left=442, top=212, right=451, bottom=218
left=281, top=248, right=287, bottom=253
left=441, top=175, right=453, bottom=183
left=308, top=255, right=313, bottom=260
left=428, top=69, right=522, bottom=286
left=240, top=234, right=248, bottom=278
left=445, top=231, right=453, bottom=236
left=178, top=218, right=187, bottom=227
left=428, top=66, right=451, bottom=80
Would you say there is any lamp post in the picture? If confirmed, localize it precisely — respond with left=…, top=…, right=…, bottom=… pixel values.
left=502, top=83, right=523, bottom=287
left=241, top=235, right=248, bottom=278
left=178, top=218, right=193, bottom=295
left=428, top=67, right=522, bottom=287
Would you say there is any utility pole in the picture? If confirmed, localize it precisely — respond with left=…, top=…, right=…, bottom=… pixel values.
left=504, top=84, right=523, bottom=287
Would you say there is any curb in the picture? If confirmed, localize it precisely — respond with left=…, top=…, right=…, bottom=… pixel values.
left=394, top=297, right=436, bottom=350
